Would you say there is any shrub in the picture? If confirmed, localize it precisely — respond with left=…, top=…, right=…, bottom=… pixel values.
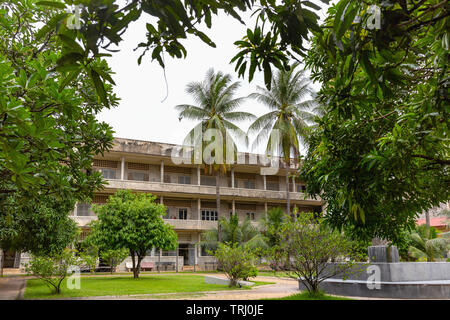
left=214, top=243, right=258, bottom=287
left=24, top=249, right=79, bottom=294
left=100, top=248, right=129, bottom=273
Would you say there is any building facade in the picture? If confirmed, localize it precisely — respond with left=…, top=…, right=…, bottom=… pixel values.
left=8, top=137, right=323, bottom=271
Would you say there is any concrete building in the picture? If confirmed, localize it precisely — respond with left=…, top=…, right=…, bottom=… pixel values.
left=7, top=137, right=323, bottom=272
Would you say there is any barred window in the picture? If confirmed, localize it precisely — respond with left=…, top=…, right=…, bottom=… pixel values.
left=201, top=210, right=218, bottom=221
left=100, top=168, right=116, bottom=179
left=178, top=175, right=191, bottom=185
left=77, top=203, right=92, bottom=216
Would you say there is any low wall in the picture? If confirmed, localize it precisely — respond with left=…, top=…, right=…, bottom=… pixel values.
left=205, top=275, right=254, bottom=287
left=299, top=262, right=450, bottom=299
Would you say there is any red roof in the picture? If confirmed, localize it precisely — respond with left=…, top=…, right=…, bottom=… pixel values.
left=416, top=217, right=448, bottom=227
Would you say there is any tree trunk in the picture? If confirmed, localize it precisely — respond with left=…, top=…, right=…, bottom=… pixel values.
left=425, top=210, right=430, bottom=227
left=286, top=170, right=291, bottom=216
left=216, top=171, right=222, bottom=243
left=134, top=256, right=142, bottom=278
left=130, top=251, right=137, bottom=278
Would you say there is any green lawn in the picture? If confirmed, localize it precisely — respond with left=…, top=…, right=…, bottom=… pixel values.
left=24, top=275, right=271, bottom=299
left=267, top=291, right=354, bottom=300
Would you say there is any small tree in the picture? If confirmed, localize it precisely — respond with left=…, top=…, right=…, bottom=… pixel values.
left=282, top=212, right=362, bottom=295
left=214, top=243, right=258, bottom=287
left=79, top=251, right=98, bottom=274
left=89, top=190, right=178, bottom=278
left=100, top=248, right=129, bottom=274
left=24, top=249, right=79, bottom=294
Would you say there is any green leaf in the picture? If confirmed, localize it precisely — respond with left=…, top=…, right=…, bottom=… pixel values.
left=36, top=1, right=66, bottom=9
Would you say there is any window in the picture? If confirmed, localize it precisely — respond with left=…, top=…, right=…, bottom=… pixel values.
left=267, top=182, right=279, bottom=191
left=243, top=180, right=255, bottom=189
left=297, top=185, right=306, bottom=192
left=246, top=212, right=255, bottom=220
left=100, top=168, right=116, bottom=179
left=163, top=174, right=171, bottom=183
left=201, top=210, right=218, bottom=221
left=128, top=171, right=148, bottom=181
left=178, top=175, right=191, bottom=185
left=77, top=203, right=92, bottom=216
left=201, top=176, right=216, bottom=186
left=164, top=208, right=170, bottom=219
left=178, top=208, right=187, bottom=220
left=201, top=245, right=213, bottom=256
left=161, top=250, right=176, bottom=256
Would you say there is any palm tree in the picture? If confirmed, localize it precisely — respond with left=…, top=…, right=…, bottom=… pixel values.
left=200, top=213, right=265, bottom=250
left=176, top=69, right=255, bottom=241
left=408, top=225, right=450, bottom=261
left=248, top=63, right=317, bottom=215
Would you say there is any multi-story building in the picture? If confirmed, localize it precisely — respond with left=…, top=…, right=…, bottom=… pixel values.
left=70, top=137, right=323, bottom=271
left=4, top=137, right=322, bottom=272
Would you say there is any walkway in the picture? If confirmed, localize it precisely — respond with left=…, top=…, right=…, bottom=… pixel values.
left=0, top=277, right=26, bottom=300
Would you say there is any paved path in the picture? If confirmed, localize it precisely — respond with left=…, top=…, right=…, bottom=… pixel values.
left=0, top=277, right=26, bottom=300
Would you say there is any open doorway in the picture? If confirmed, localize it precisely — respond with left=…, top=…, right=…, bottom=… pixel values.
left=178, top=244, right=195, bottom=266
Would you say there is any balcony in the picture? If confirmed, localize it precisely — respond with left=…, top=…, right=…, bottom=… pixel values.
left=103, top=179, right=321, bottom=204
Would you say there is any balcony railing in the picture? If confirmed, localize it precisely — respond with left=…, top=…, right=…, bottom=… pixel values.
left=103, top=179, right=321, bottom=202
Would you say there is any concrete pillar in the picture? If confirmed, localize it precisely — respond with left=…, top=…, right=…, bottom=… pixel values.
left=160, top=196, right=164, bottom=205
left=74, top=203, right=78, bottom=216
left=231, top=167, right=235, bottom=188
left=232, top=199, right=236, bottom=214
left=263, top=174, right=267, bottom=190
left=293, top=177, right=296, bottom=193
left=197, top=199, right=201, bottom=220
left=120, top=156, right=125, bottom=180
left=197, top=166, right=201, bottom=185
left=160, top=160, right=164, bottom=182
left=176, top=244, right=179, bottom=273
left=264, top=202, right=268, bottom=213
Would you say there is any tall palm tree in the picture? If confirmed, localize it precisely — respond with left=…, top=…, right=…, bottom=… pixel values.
left=176, top=69, right=255, bottom=241
left=248, top=63, right=317, bottom=215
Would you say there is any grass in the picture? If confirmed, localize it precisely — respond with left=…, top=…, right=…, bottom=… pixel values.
left=267, top=291, right=354, bottom=300
left=24, top=275, right=272, bottom=299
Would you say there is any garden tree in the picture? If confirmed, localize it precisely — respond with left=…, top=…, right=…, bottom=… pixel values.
left=213, top=243, right=258, bottom=287
left=248, top=62, right=317, bottom=214
left=259, top=207, right=288, bottom=271
left=88, top=190, right=178, bottom=278
left=408, top=225, right=450, bottom=262
left=282, top=212, right=362, bottom=294
left=24, top=248, right=79, bottom=294
left=0, top=195, right=78, bottom=277
left=100, top=248, right=129, bottom=274
left=300, top=0, right=449, bottom=243
left=0, top=1, right=117, bottom=257
left=176, top=69, right=255, bottom=241
left=200, top=213, right=265, bottom=251
left=36, top=0, right=330, bottom=103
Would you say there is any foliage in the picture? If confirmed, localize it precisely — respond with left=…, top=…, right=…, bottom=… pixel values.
left=24, top=249, right=79, bottom=294
left=100, top=248, right=129, bottom=274
left=201, top=213, right=264, bottom=251
left=248, top=63, right=317, bottom=214
left=301, top=0, right=449, bottom=243
left=281, top=212, right=363, bottom=294
left=176, top=69, right=255, bottom=241
left=35, top=0, right=330, bottom=99
left=213, top=243, right=258, bottom=287
left=408, top=225, right=450, bottom=262
left=79, top=246, right=98, bottom=273
left=0, top=1, right=116, bottom=255
left=87, top=190, right=178, bottom=278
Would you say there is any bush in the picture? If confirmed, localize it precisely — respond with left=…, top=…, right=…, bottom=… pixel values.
left=281, top=212, right=364, bottom=294
left=214, top=243, right=258, bottom=287
left=100, top=248, right=129, bottom=273
left=24, top=249, right=79, bottom=294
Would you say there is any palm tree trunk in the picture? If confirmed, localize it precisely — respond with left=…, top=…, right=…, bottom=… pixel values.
left=425, top=211, right=430, bottom=227
left=286, top=170, right=291, bottom=216
left=216, top=171, right=222, bottom=243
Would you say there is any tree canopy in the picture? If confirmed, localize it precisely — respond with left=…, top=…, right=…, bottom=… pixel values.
left=88, top=190, right=178, bottom=278
left=0, top=0, right=117, bottom=257
left=300, top=0, right=449, bottom=243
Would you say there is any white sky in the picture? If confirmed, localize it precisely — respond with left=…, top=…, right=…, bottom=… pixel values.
left=97, top=1, right=331, bottom=154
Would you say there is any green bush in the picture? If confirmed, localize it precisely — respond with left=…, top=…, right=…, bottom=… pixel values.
left=24, top=249, right=79, bottom=294
left=214, top=243, right=258, bottom=287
